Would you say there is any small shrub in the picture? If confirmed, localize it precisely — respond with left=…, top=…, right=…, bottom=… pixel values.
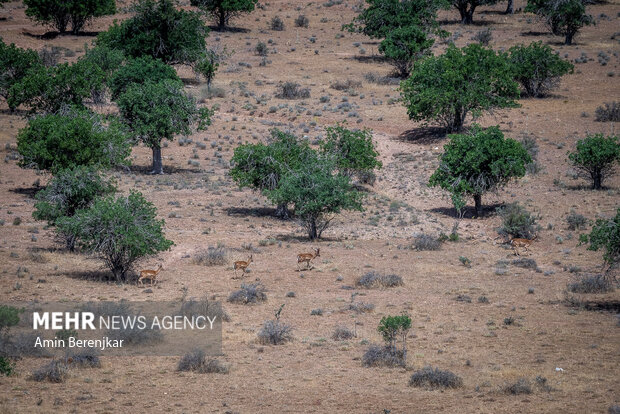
left=228, top=283, right=267, bottom=304
left=31, top=360, right=69, bottom=382
left=275, top=82, right=310, bottom=99
left=512, top=258, right=539, bottom=270
left=566, top=210, right=587, bottom=230
left=66, top=348, right=100, bottom=368
left=362, top=344, right=405, bottom=367
left=332, top=326, right=355, bottom=340
left=310, top=308, right=323, bottom=316
left=330, top=79, right=362, bottom=91
left=413, top=234, right=441, bottom=251
left=472, top=28, right=492, bottom=45
left=255, top=41, right=268, bottom=57
left=294, top=15, right=309, bottom=28
left=258, top=319, right=293, bottom=345
left=355, top=271, right=403, bottom=288
left=179, top=295, right=230, bottom=322
left=409, top=366, right=463, bottom=389
left=177, top=349, right=229, bottom=373
left=497, top=203, right=538, bottom=239
left=595, top=102, right=620, bottom=122
left=503, top=378, right=532, bottom=395
left=567, top=274, right=612, bottom=293
left=0, top=356, right=14, bottom=376
left=349, top=301, right=375, bottom=313
left=193, top=246, right=228, bottom=266
left=270, top=16, right=284, bottom=31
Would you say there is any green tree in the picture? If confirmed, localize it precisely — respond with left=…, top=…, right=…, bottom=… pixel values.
left=108, top=55, right=180, bottom=100
left=320, top=123, right=382, bottom=180
left=97, top=0, right=209, bottom=66
left=579, top=208, right=620, bottom=271
left=78, top=45, right=125, bottom=103
left=230, top=129, right=314, bottom=218
left=190, top=0, right=259, bottom=30
left=429, top=125, right=531, bottom=217
left=266, top=157, right=364, bottom=240
left=0, top=39, right=42, bottom=102
left=56, top=191, right=174, bottom=282
left=568, top=134, right=620, bottom=190
left=116, top=80, right=212, bottom=174
left=378, top=25, right=434, bottom=78
left=377, top=314, right=411, bottom=358
left=508, top=41, right=573, bottom=97
left=525, top=0, right=592, bottom=45
left=33, top=166, right=116, bottom=250
left=24, top=0, right=116, bottom=34
left=400, top=43, right=520, bottom=133
left=17, top=108, right=130, bottom=173
left=7, top=60, right=104, bottom=113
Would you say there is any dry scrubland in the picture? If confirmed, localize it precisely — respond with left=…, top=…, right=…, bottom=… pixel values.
left=0, top=0, right=619, bottom=412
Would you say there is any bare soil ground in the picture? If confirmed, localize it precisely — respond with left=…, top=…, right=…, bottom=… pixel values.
left=0, top=0, right=619, bottom=412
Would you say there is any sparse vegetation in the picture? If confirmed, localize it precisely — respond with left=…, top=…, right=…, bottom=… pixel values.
left=497, top=203, right=539, bottom=239
left=332, top=326, right=355, bottom=340
left=595, top=102, right=619, bottom=122
left=275, top=82, right=310, bottom=99
left=413, top=234, right=441, bottom=250
left=409, top=366, right=463, bottom=389
left=567, top=274, right=612, bottom=293
left=177, top=348, right=229, bottom=373
left=356, top=271, right=403, bottom=288
left=193, top=246, right=228, bottom=266
left=228, top=283, right=267, bottom=304
left=31, top=360, right=69, bottom=382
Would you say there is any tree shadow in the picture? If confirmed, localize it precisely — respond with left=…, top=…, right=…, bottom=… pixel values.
left=272, top=233, right=341, bottom=243
left=123, top=164, right=203, bottom=175
left=9, top=186, right=41, bottom=199
left=225, top=206, right=281, bottom=218
left=429, top=202, right=505, bottom=219
left=64, top=269, right=136, bottom=284
left=346, top=55, right=389, bottom=64
left=396, top=127, right=448, bottom=145
left=21, top=30, right=100, bottom=39
left=208, top=25, right=250, bottom=33
left=0, top=108, right=29, bottom=116
left=520, top=30, right=549, bottom=37
left=438, top=19, right=494, bottom=26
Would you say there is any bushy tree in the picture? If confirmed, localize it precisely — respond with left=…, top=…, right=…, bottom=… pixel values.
left=190, top=0, right=259, bottom=30
left=378, top=25, right=434, bottom=78
left=525, top=0, right=592, bottom=45
left=0, top=39, right=42, bottom=102
left=429, top=125, right=531, bottom=217
left=56, top=191, right=173, bottom=282
left=401, top=44, right=519, bottom=133
left=378, top=314, right=411, bottom=356
left=17, top=107, right=130, bottom=173
left=580, top=208, right=620, bottom=271
left=7, top=60, right=104, bottom=112
left=79, top=45, right=125, bottom=102
left=230, top=129, right=314, bottom=218
left=116, top=80, right=212, bottom=174
left=108, top=55, right=180, bottom=100
left=266, top=157, right=364, bottom=239
left=320, top=123, right=382, bottom=180
left=97, top=0, right=209, bottom=66
left=24, top=0, right=116, bottom=34
left=344, top=0, right=443, bottom=76
left=33, top=166, right=116, bottom=250
left=508, top=41, right=573, bottom=97
left=568, top=134, right=620, bottom=190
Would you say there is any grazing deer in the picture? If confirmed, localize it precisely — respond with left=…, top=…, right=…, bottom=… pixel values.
left=233, top=255, right=253, bottom=278
left=510, top=235, right=537, bottom=256
left=138, top=264, right=162, bottom=286
left=297, top=248, right=320, bottom=270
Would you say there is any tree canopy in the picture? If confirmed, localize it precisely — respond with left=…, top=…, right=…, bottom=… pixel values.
left=320, top=123, right=382, bottom=180
left=525, top=0, right=592, bottom=45
left=190, top=0, right=259, bottom=30
left=24, top=0, right=116, bottom=34
left=568, top=134, right=620, bottom=190
left=400, top=43, right=520, bottom=132
left=0, top=39, right=42, bottom=102
left=108, top=55, right=180, bottom=100
left=429, top=125, right=531, bottom=217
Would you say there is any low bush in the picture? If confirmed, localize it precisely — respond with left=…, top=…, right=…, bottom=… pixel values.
left=567, top=274, right=613, bottom=294
left=497, top=203, right=538, bottom=239
left=294, top=15, right=309, bottom=28
left=66, top=348, right=100, bottom=368
left=228, top=283, right=267, bottom=304
left=0, top=356, right=14, bottom=376
left=362, top=344, right=405, bottom=367
left=503, top=378, right=532, bottom=395
left=179, top=295, right=230, bottom=322
left=330, top=79, right=362, bottom=91
left=348, top=302, right=375, bottom=313
left=355, top=271, right=403, bottom=289
left=31, top=360, right=69, bottom=382
left=177, top=348, right=229, bottom=373
left=566, top=210, right=587, bottom=230
left=332, top=326, right=355, bottom=341
left=413, top=234, right=441, bottom=251
left=275, top=82, right=310, bottom=99
left=409, top=366, right=463, bottom=389
left=270, top=16, right=284, bottom=31
left=258, top=319, right=292, bottom=345
left=595, top=102, right=619, bottom=122
left=193, top=246, right=228, bottom=266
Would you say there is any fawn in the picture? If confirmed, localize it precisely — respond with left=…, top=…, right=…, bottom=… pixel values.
left=233, top=255, right=253, bottom=278
left=138, top=264, right=162, bottom=286
left=510, top=235, right=537, bottom=256
left=297, top=248, right=320, bottom=270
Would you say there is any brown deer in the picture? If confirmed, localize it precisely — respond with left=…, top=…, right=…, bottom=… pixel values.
left=138, top=264, right=162, bottom=286
left=510, top=235, right=537, bottom=256
left=233, top=255, right=252, bottom=278
left=297, top=248, right=320, bottom=270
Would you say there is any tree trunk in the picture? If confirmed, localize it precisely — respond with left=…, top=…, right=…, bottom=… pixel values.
left=452, top=108, right=464, bottom=132
left=473, top=194, right=483, bottom=217
left=459, top=7, right=474, bottom=24
left=151, top=146, right=164, bottom=175
left=564, top=32, right=573, bottom=45
left=218, top=8, right=226, bottom=30
left=505, top=0, right=514, bottom=14
left=593, top=171, right=602, bottom=190
left=307, top=218, right=318, bottom=240
left=275, top=203, right=289, bottom=219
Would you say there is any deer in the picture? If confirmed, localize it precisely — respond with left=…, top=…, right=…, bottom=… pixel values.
left=297, top=248, right=320, bottom=270
left=233, top=255, right=252, bottom=278
left=510, top=235, right=537, bottom=256
left=138, top=264, right=162, bottom=286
